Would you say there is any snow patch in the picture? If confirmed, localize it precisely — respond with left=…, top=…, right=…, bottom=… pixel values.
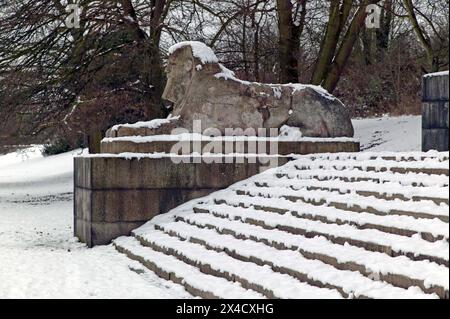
left=424, top=71, right=449, bottom=78
left=169, top=41, right=219, bottom=64
left=111, top=116, right=180, bottom=132
left=279, top=125, right=303, bottom=140
left=215, top=63, right=337, bottom=101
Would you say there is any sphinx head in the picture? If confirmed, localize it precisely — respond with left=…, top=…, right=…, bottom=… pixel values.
left=162, top=42, right=221, bottom=108
left=162, top=46, right=195, bottom=106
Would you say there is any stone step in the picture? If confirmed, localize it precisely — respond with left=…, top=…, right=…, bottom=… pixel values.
left=210, top=195, right=449, bottom=242
left=277, top=169, right=449, bottom=188
left=189, top=205, right=449, bottom=266
left=305, top=152, right=449, bottom=163
left=253, top=177, right=449, bottom=205
left=234, top=187, right=449, bottom=223
left=113, top=236, right=264, bottom=299
left=154, top=220, right=438, bottom=299
left=133, top=228, right=343, bottom=299
left=175, top=213, right=449, bottom=298
left=110, top=151, right=449, bottom=299
left=101, top=137, right=360, bottom=155
left=292, top=159, right=449, bottom=176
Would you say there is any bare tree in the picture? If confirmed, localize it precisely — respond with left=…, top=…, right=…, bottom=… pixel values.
left=402, top=0, right=449, bottom=72
left=276, top=0, right=307, bottom=83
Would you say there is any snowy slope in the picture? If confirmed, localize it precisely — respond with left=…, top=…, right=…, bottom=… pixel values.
left=353, top=115, right=421, bottom=152
left=0, top=148, right=191, bottom=299
left=0, top=145, right=44, bottom=168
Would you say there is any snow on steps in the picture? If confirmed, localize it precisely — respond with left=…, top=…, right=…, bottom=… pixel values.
left=113, top=152, right=449, bottom=299
left=234, top=187, right=449, bottom=222
left=189, top=205, right=448, bottom=266
left=173, top=214, right=448, bottom=298
left=308, top=151, right=449, bottom=163
left=292, top=158, right=449, bottom=176
left=149, top=222, right=436, bottom=299
left=279, top=169, right=449, bottom=188
left=253, top=177, right=449, bottom=205
left=200, top=199, right=449, bottom=243
left=132, top=229, right=343, bottom=299
left=114, top=236, right=264, bottom=299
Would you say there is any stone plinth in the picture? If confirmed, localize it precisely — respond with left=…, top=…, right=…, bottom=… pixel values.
left=422, top=71, right=449, bottom=152
left=74, top=154, right=291, bottom=247
left=101, top=138, right=360, bottom=155
left=75, top=137, right=360, bottom=247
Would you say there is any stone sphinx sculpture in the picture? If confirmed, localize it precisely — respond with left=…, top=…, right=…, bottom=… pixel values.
left=161, top=41, right=354, bottom=138
left=107, top=41, right=354, bottom=138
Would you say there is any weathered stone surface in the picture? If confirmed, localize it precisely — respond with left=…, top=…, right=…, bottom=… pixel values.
left=74, top=155, right=291, bottom=246
left=75, top=156, right=287, bottom=190
left=75, top=187, right=215, bottom=223
left=159, top=42, right=354, bottom=138
left=90, top=221, right=145, bottom=247
left=423, top=73, right=449, bottom=102
left=422, top=128, right=449, bottom=152
left=422, top=102, right=449, bottom=129
left=422, top=72, right=449, bottom=152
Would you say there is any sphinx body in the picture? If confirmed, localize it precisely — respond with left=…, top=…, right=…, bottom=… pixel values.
left=107, top=41, right=354, bottom=138
left=161, top=41, right=354, bottom=138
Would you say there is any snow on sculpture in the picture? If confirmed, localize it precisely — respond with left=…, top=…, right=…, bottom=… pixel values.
left=161, top=41, right=354, bottom=138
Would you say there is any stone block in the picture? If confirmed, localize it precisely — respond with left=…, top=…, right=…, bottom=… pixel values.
left=422, top=128, right=449, bottom=152
left=422, top=102, right=449, bottom=129
left=74, top=155, right=293, bottom=246
left=90, top=221, right=145, bottom=247
left=423, top=74, right=449, bottom=102
left=101, top=139, right=360, bottom=155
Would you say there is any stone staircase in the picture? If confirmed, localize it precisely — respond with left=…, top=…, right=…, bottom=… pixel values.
left=113, top=152, right=449, bottom=299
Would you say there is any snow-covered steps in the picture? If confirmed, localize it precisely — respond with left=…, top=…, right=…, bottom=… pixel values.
left=188, top=206, right=449, bottom=266
left=152, top=222, right=437, bottom=299
left=206, top=197, right=449, bottom=242
left=307, top=152, right=449, bottom=163
left=113, top=152, right=449, bottom=299
left=253, top=177, right=449, bottom=205
left=278, top=169, right=449, bottom=188
left=128, top=230, right=343, bottom=299
left=173, top=214, right=448, bottom=298
left=233, top=187, right=449, bottom=222
left=113, top=236, right=264, bottom=299
left=291, top=158, right=449, bottom=176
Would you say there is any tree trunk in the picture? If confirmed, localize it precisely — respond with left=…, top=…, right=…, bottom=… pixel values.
left=121, top=0, right=167, bottom=116
left=276, top=0, right=299, bottom=83
left=376, top=0, right=392, bottom=51
left=311, top=0, right=352, bottom=85
left=362, top=27, right=375, bottom=65
left=402, top=0, right=440, bottom=72
left=252, top=9, right=260, bottom=82
left=322, top=2, right=374, bottom=93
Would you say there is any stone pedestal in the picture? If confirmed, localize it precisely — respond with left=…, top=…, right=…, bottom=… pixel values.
left=422, top=72, right=449, bottom=152
left=74, top=154, right=291, bottom=247
left=75, top=138, right=360, bottom=247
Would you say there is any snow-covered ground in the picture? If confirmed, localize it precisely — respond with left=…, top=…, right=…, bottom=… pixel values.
left=352, top=115, right=421, bottom=152
left=0, top=148, right=190, bottom=298
left=0, top=115, right=426, bottom=298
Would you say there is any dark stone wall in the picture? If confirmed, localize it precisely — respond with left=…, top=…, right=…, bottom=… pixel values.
left=74, top=155, right=290, bottom=247
left=422, top=72, right=449, bottom=152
